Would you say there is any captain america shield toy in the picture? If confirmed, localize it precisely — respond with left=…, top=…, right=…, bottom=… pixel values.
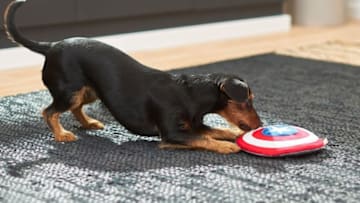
left=236, top=124, right=328, bottom=157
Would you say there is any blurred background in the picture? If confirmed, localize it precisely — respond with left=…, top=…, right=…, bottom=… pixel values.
left=0, top=0, right=359, bottom=95
left=0, top=0, right=359, bottom=49
left=0, top=0, right=285, bottom=49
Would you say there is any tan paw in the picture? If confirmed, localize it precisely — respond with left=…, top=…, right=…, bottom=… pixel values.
left=83, top=120, right=105, bottom=130
left=225, top=124, right=245, bottom=135
left=54, top=131, right=78, bottom=142
left=211, top=128, right=239, bottom=141
left=228, top=127, right=244, bottom=135
left=214, top=141, right=241, bottom=154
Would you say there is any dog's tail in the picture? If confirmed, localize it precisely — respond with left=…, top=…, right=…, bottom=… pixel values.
left=4, top=0, right=52, bottom=55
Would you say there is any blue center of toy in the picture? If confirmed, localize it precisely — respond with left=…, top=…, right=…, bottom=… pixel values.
left=262, top=125, right=298, bottom=136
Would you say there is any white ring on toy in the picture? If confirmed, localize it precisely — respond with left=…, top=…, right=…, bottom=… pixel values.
left=242, top=129, right=318, bottom=148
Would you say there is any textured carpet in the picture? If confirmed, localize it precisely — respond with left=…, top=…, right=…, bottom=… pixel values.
left=0, top=54, right=359, bottom=202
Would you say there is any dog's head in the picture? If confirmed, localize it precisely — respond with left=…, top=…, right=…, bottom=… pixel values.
left=216, top=77, right=261, bottom=131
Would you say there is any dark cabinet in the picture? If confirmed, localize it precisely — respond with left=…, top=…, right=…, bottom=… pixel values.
left=0, top=0, right=283, bottom=48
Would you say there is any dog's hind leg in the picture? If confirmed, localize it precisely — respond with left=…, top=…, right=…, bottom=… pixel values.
left=42, top=103, right=78, bottom=142
left=70, top=87, right=104, bottom=130
left=42, top=86, right=103, bottom=142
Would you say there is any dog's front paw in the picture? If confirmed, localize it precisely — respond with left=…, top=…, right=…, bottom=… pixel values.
left=55, top=131, right=78, bottom=142
left=228, top=127, right=244, bottom=136
left=215, top=141, right=241, bottom=154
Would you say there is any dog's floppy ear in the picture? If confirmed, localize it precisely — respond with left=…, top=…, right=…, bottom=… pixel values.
left=220, top=78, right=249, bottom=102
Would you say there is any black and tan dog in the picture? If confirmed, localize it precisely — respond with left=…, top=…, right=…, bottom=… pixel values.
left=4, top=0, right=261, bottom=154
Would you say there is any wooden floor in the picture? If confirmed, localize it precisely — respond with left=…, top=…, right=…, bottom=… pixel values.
left=0, top=21, right=359, bottom=97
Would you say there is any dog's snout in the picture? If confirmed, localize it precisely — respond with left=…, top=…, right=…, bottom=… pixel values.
left=252, top=121, right=262, bottom=129
left=241, top=121, right=261, bottom=131
left=243, top=113, right=262, bottom=130
left=239, top=123, right=252, bottom=131
left=251, top=116, right=262, bottom=129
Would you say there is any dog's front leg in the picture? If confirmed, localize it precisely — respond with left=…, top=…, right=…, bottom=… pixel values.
left=199, top=125, right=241, bottom=141
left=159, top=127, right=241, bottom=154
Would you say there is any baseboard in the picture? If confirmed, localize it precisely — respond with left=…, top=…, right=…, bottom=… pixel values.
left=0, top=14, right=290, bottom=70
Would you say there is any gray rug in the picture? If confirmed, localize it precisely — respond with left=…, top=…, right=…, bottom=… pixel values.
left=0, top=54, right=359, bottom=202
